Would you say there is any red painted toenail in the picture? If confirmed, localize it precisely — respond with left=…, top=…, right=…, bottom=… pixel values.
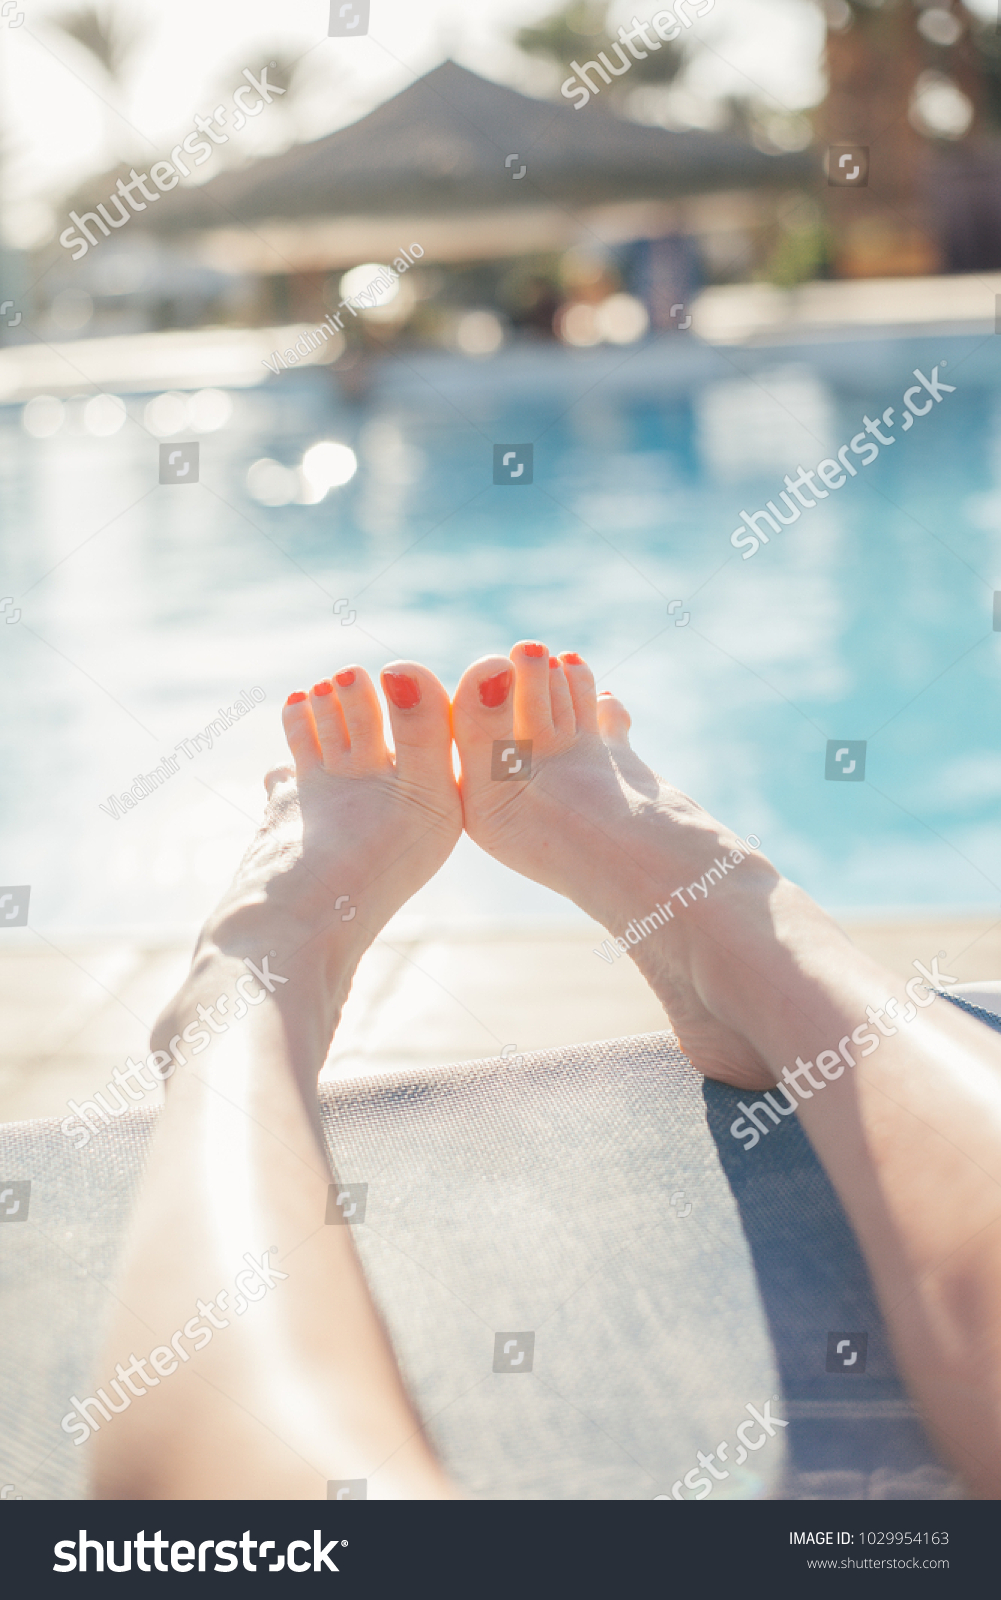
left=522, top=642, right=547, bottom=658
left=312, top=681, right=333, bottom=696
left=598, top=690, right=613, bottom=697
left=335, top=670, right=355, bottom=688
left=383, top=671, right=421, bottom=709
left=285, top=691, right=307, bottom=705
left=549, top=656, right=559, bottom=668
left=479, top=669, right=511, bottom=708
left=562, top=652, right=584, bottom=666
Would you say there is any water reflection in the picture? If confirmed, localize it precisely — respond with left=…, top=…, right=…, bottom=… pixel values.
left=2, top=334, right=1000, bottom=931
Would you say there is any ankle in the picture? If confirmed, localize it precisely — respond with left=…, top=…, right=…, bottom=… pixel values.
left=690, top=875, right=857, bottom=1043
left=152, top=918, right=347, bottom=1081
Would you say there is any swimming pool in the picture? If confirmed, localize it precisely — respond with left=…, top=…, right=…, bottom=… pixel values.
left=2, top=328, right=1000, bottom=931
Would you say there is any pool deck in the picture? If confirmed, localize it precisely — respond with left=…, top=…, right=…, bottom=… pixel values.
left=2, top=271, right=998, bottom=405
left=2, top=913, right=999, bottom=1126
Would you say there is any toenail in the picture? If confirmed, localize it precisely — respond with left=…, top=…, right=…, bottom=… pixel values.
left=562, top=652, right=584, bottom=666
left=522, top=642, right=547, bottom=658
left=383, top=671, right=421, bottom=710
left=479, top=669, right=511, bottom=708
left=549, top=656, right=559, bottom=668
left=312, top=681, right=333, bottom=696
left=285, top=691, right=307, bottom=705
left=598, top=690, right=613, bottom=697
left=335, top=670, right=355, bottom=688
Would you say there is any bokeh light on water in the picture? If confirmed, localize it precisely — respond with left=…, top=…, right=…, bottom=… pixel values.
left=2, top=330, right=1000, bottom=931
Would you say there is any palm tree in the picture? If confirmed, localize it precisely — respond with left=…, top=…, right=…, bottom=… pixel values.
left=48, top=4, right=150, bottom=159
left=816, top=0, right=996, bottom=274
left=206, top=41, right=351, bottom=151
left=50, top=3, right=146, bottom=82
left=514, top=0, right=685, bottom=109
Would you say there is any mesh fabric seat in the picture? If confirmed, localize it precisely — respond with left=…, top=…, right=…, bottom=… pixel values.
left=0, top=1031, right=964, bottom=1500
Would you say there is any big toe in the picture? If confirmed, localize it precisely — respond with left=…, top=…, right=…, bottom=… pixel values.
left=597, top=691, right=632, bottom=748
left=380, top=661, right=456, bottom=796
left=451, top=654, right=516, bottom=785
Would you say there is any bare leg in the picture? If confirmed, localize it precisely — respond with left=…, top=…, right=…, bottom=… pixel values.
left=90, top=663, right=462, bottom=1500
left=453, top=644, right=1001, bottom=1498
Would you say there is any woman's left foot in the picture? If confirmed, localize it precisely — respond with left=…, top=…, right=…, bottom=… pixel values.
left=451, top=644, right=780, bottom=1086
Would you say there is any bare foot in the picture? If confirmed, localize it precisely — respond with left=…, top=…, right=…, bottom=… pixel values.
left=167, top=661, right=462, bottom=1060
left=117, top=661, right=464, bottom=1500
left=452, top=643, right=803, bottom=1088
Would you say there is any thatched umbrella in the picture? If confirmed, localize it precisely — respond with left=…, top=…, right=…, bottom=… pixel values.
left=129, top=59, right=811, bottom=233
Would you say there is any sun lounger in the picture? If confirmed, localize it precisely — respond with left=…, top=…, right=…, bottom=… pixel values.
left=0, top=1029, right=971, bottom=1500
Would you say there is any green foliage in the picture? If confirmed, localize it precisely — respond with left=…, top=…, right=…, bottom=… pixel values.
left=515, top=1, right=684, bottom=93
left=760, top=219, right=833, bottom=286
left=516, top=1, right=608, bottom=61
left=826, top=1, right=1001, bottom=132
left=966, top=14, right=1001, bottom=131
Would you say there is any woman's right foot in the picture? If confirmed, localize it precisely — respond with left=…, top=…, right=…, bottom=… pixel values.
left=165, top=661, right=462, bottom=1062
left=452, top=644, right=807, bottom=1088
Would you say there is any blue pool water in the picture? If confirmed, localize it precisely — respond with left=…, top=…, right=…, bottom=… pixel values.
left=2, top=328, right=1001, bottom=932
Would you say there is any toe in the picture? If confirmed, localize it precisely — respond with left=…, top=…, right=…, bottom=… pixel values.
left=264, top=763, right=294, bottom=799
left=559, top=652, right=599, bottom=735
left=331, top=666, right=389, bottom=770
left=548, top=656, right=575, bottom=737
left=381, top=661, right=454, bottom=791
left=308, top=679, right=351, bottom=769
left=452, top=652, right=515, bottom=780
left=281, top=691, right=322, bottom=776
left=510, top=640, right=554, bottom=735
left=597, top=690, right=632, bottom=748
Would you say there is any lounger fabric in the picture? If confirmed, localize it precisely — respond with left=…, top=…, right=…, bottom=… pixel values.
left=0, top=1031, right=965, bottom=1500
left=942, top=991, right=1001, bottom=1033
